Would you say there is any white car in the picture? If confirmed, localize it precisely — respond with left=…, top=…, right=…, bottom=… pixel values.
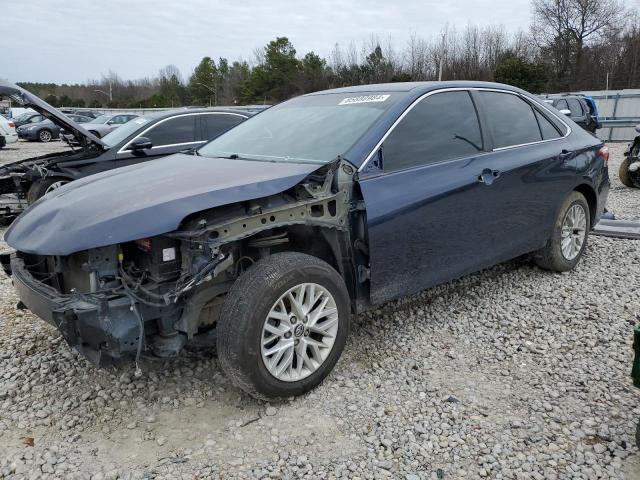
left=0, top=115, right=18, bottom=149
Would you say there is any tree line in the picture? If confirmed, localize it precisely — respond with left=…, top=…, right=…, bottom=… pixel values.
left=17, top=0, right=640, bottom=108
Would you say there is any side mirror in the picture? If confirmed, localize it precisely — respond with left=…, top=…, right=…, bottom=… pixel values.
left=127, top=137, right=152, bottom=151
left=559, top=109, right=571, bottom=116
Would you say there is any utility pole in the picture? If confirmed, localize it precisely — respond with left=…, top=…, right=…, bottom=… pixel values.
left=438, top=30, right=447, bottom=82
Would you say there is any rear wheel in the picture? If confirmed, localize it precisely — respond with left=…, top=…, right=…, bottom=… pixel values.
left=217, top=252, right=350, bottom=400
left=38, top=129, right=52, bottom=142
left=534, top=191, right=590, bottom=272
left=27, top=177, right=69, bottom=204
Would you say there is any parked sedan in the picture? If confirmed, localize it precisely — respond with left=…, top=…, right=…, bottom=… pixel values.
left=0, top=80, right=253, bottom=219
left=82, top=113, right=139, bottom=138
left=1, top=81, right=609, bottom=399
left=16, top=114, right=92, bottom=142
left=10, top=111, right=45, bottom=128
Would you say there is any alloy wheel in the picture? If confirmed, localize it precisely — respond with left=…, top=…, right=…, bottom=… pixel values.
left=261, top=283, right=339, bottom=382
left=44, top=180, right=68, bottom=194
left=560, top=204, right=587, bottom=260
left=39, top=130, right=52, bottom=142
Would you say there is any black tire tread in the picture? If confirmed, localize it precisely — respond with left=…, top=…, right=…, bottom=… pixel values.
left=27, top=177, right=67, bottom=204
left=619, top=157, right=637, bottom=188
left=217, top=252, right=350, bottom=400
left=534, top=191, right=590, bottom=272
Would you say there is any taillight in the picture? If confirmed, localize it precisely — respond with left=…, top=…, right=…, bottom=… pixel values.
left=7, top=122, right=14, bottom=128
left=597, top=146, right=609, bottom=165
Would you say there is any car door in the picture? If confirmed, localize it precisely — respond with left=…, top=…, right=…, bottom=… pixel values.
left=115, top=114, right=198, bottom=168
left=358, top=89, right=509, bottom=304
left=473, top=90, right=579, bottom=257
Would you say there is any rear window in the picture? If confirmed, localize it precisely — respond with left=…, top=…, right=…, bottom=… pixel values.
left=479, top=91, right=542, bottom=148
left=567, top=98, right=584, bottom=116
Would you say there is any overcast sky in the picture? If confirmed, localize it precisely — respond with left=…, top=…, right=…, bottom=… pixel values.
left=4, top=0, right=534, bottom=84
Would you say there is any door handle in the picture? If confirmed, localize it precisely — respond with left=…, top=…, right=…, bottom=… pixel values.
left=559, top=149, right=574, bottom=161
left=478, top=168, right=501, bottom=185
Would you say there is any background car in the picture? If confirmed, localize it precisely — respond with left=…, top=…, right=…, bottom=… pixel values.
left=81, top=113, right=139, bottom=138
left=540, top=94, right=600, bottom=133
left=59, top=108, right=101, bottom=119
left=16, top=114, right=92, bottom=142
left=10, top=111, right=46, bottom=127
left=0, top=115, right=18, bottom=148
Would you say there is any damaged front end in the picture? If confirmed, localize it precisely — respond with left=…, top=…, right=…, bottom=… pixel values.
left=3, top=159, right=366, bottom=367
left=0, top=80, right=106, bottom=221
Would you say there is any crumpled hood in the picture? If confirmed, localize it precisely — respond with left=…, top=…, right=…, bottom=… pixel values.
left=5, top=154, right=320, bottom=255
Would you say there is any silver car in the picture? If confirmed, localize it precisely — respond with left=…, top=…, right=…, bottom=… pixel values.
left=82, top=113, right=138, bottom=138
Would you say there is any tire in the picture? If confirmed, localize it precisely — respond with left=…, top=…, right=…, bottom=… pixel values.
left=27, top=177, right=70, bottom=204
left=619, top=144, right=640, bottom=188
left=38, top=129, right=52, bottom=143
left=217, top=252, right=350, bottom=400
left=636, top=419, right=640, bottom=450
left=534, top=191, right=590, bottom=272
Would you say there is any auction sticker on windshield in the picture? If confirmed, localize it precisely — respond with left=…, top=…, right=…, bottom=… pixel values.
left=338, top=94, right=390, bottom=105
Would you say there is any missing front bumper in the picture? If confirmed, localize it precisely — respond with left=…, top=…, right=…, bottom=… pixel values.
left=10, top=255, right=147, bottom=366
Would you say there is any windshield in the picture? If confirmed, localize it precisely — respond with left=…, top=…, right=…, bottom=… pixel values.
left=101, top=116, right=151, bottom=147
left=90, top=115, right=110, bottom=124
left=13, top=112, right=33, bottom=121
left=198, top=92, right=399, bottom=164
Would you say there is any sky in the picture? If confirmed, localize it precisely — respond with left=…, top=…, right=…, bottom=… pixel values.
left=3, top=0, right=533, bottom=84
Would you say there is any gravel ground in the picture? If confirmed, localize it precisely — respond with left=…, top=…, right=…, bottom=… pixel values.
left=0, top=141, right=639, bottom=479
left=0, top=140, right=71, bottom=167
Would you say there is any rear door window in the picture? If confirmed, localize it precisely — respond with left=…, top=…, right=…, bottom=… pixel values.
left=145, top=115, right=197, bottom=147
left=479, top=91, right=542, bottom=148
left=200, top=114, right=246, bottom=141
left=554, top=99, right=569, bottom=111
left=382, top=90, right=483, bottom=172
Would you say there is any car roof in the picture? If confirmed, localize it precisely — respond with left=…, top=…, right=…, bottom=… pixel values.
left=141, top=107, right=256, bottom=121
left=305, top=81, right=528, bottom=97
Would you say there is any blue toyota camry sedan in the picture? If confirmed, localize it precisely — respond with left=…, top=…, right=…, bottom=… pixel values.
left=3, top=81, right=609, bottom=399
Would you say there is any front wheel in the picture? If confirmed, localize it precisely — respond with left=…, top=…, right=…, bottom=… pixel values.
left=217, top=252, right=350, bottom=400
left=27, top=177, right=70, bottom=204
left=38, top=129, right=52, bottom=142
left=534, top=191, right=590, bottom=272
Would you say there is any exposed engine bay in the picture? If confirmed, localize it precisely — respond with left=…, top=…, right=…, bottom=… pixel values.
left=4, top=160, right=369, bottom=367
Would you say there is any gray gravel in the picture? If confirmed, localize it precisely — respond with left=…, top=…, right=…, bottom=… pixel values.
left=0, top=141, right=639, bottom=479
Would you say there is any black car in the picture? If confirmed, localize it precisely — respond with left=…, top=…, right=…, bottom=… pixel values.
left=541, top=94, right=600, bottom=133
left=16, top=114, right=92, bottom=142
left=0, top=81, right=253, bottom=219
left=1, top=81, right=610, bottom=399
